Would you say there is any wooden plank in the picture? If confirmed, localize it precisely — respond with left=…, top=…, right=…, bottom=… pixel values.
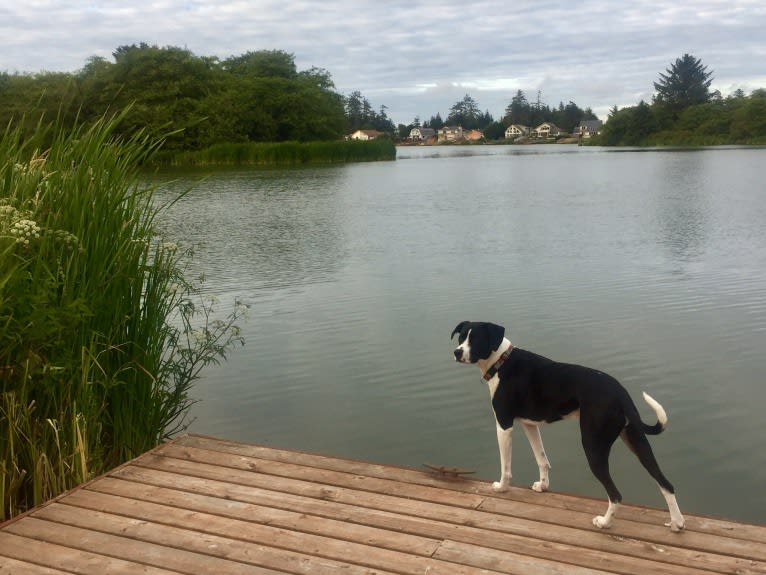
left=29, top=503, right=505, bottom=575
left=0, top=555, right=78, bottom=575
left=174, top=434, right=766, bottom=544
left=479, top=496, right=766, bottom=562
left=120, top=457, right=483, bottom=527
left=107, top=462, right=761, bottom=575
left=434, top=540, right=617, bottom=575
left=154, top=442, right=487, bottom=509
left=137, top=445, right=766, bottom=569
left=0, top=531, right=182, bottom=575
left=2, top=435, right=764, bottom=575
left=4, top=517, right=289, bottom=575
left=80, top=479, right=724, bottom=575
left=62, top=488, right=442, bottom=557
left=152, top=441, right=766, bottom=565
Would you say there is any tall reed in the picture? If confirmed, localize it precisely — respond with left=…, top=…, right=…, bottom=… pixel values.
left=159, top=138, right=396, bottom=166
left=0, top=113, right=244, bottom=519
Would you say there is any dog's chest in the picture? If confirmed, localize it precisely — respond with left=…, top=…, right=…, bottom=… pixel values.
left=486, top=373, right=501, bottom=398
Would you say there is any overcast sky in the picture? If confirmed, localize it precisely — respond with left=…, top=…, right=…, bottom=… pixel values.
left=2, top=1, right=765, bottom=125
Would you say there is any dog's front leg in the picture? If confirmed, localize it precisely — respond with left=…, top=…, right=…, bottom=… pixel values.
left=521, top=422, right=551, bottom=492
left=492, top=423, right=513, bottom=491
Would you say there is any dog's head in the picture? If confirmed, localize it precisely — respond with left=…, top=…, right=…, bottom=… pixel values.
left=451, top=321, right=505, bottom=364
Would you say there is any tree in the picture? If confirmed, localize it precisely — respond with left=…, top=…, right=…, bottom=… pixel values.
left=343, top=91, right=394, bottom=133
left=222, top=49, right=298, bottom=79
left=504, top=90, right=530, bottom=126
left=424, top=112, right=444, bottom=130
left=653, top=54, right=713, bottom=114
left=600, top=100, right=656, bottom=145
left=482, top=121, right=506, bottom=140
left=446, top=93, right=481, bottom=129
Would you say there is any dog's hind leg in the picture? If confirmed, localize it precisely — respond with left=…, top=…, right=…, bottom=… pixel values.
left=621, top=425, right=685, bottom=531
left=585, top=449, right=622, bottom=529
left=582, top=421, right=623, bottom=529
left=521, top=422, right=550, bottom=492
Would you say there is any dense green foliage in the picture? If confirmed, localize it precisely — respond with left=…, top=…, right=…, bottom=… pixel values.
left=0, top=45, right=394, bottom=159
left=161, top=138, right=396, bottom=166
left=0, top=114, right=245, bottom=519
left=595, top=54, right=766, bottom=146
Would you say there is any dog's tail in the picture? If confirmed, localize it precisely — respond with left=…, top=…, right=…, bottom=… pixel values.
left=640, top=392, right=668, bottom=435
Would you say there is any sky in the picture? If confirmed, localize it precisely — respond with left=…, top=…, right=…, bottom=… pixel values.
left=2, top=1, right=765, bottom=125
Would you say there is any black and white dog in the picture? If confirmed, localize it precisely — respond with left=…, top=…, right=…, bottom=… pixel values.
left=451, top=321, right=685, bottom=532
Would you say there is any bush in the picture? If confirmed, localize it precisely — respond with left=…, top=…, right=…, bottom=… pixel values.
left=0, top=113, right=245, bottom=519
left=159, top=138, right=396, bottom=166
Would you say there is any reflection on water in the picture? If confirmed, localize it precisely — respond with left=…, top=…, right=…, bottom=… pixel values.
left=154, top=146, right=766, bottom=524
left=155, top=168, right=348, bottom=297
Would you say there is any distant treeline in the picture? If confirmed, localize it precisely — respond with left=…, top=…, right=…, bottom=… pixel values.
left=398, top=91, right=599, bottom=141
left=592, top=89, right=766, bottom=146
left=0, top=45, right=395, bottom=161
left=592, top=55, right=766, bottom=146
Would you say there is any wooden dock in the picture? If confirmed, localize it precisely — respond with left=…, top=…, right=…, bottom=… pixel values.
left=1, top=434, right=764, bottom=574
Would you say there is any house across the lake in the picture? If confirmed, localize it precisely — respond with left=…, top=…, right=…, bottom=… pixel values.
left=438, top=126, right=464, bottom=142
left=505, top=124, right=530, bottom=139
left=348, top=129, right=385, bottom=141
left=465, top=129, right=484, bottom=141
left=532, top=122, right=565, bottom=138
left=576, top=120, right=603, bottom=138
left=408, top=127, right=436, bottom=142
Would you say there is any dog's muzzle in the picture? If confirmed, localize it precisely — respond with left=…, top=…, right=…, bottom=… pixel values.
left=454, top=349, right=466, bottom=362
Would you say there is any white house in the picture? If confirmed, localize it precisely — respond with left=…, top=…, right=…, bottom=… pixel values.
left=409, top=127, right=436, bottom=141
left=349, top=129, right=384, bottom=141
left=504, top=124, right=530, bottom=139
left=532, top=122, right=565, bottom=138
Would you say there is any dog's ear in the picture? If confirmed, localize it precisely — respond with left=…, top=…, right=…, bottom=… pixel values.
left=451, top=321, right=470, bottom=340
left=485, top=322, right=505, bottom=351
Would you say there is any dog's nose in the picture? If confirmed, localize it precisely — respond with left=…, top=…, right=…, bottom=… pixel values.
left=454, top=349, right=462, bottom=361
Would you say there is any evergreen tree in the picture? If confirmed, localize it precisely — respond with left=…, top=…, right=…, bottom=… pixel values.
left=503, top=90, right=529, bottom=126
left=446, top=94, right=481, bottom=128
left=653, top=54, right=713, bottom=113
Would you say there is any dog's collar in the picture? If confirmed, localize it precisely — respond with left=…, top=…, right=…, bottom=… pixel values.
left=482, top=346, right=514, bottom=382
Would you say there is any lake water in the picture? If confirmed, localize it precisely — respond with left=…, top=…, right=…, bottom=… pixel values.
left=154, top=144, right=766, bottom=524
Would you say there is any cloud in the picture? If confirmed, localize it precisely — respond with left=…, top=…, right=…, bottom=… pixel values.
left=1, top=0, right=765, bottom=124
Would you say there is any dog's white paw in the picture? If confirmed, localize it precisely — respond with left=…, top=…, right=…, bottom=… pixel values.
left=492, top=481, right=510, bottom=492
left=531, top=480, right=549, bottom=493
left=666, top=519, right=686, bottom=532
left=592, top=515, right=613, bottom=529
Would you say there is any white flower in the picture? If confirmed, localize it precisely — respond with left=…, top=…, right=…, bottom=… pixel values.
left=191, top=329, right=208, bottom=344
left=235, top=303, right=250, bottom=318
left=10, top=219, right=40, bottom=244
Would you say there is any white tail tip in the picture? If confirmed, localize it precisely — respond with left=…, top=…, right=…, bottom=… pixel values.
left=643, top=392, right=668, bottom=428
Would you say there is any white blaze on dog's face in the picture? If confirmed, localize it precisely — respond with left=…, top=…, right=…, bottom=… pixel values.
left=453, top=329, right=473, bottom=363
left=451, top=321, right=505, bottom=363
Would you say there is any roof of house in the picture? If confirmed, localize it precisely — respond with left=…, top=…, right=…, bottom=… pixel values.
left=535, top=122, right=564, bottom=132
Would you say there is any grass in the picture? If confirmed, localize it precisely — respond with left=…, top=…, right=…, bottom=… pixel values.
left=0, top=113, right=245, bottom=519
left=157, top=138, right=396, bottom=166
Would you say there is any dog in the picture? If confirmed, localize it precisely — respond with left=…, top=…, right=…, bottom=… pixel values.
left=451, top=320, right=685, bottom=532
